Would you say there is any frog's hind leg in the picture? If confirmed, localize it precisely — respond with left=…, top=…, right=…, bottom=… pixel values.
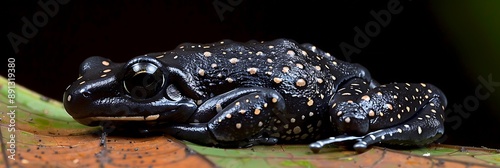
left=354, top=96, right=446, bottom=152
left=312, top=81, right=447, bottom=153
left=350, top=83, right=447, bottom=150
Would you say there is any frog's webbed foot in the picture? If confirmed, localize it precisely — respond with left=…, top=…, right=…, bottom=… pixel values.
left=310, top=130, right=404, bottom=153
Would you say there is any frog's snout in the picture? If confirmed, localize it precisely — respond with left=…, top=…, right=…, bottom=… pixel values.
left=63, top=56, right=122, bottom=120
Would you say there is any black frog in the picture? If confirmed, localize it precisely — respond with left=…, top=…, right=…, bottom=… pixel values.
left=63, top=39, right=447, bottom=153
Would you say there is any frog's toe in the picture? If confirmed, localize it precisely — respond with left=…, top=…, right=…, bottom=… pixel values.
left=308, top=135, right=363, bottom=153
left=353, top=141, right=368, bottom=153
left=309, top=142, right=323, bottom=154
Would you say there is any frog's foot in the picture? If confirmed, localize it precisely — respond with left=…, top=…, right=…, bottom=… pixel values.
left=164, top=87, right=286, bottom=148
left=309, top=135, right=363, bottom=153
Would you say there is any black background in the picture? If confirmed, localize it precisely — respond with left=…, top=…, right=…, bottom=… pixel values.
left=3, top=1, right=499, bottom=148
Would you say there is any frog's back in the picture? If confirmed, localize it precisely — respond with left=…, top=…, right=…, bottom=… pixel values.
left=155, top=38, right=369, bottom=142
left=162, top=39, right=365, bottom=95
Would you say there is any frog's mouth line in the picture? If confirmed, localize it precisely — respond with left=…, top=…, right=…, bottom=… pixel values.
left=75, top=114, right=161, bottom=126
left=89, top=114, right=160, bottom=121
left=73, top=106, right=195, bottom=126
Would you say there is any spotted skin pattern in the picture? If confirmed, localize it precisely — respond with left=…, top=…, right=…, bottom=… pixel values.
left=63, top=39, right=447, bottom=153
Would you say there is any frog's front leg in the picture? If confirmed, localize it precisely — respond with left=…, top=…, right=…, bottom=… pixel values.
left=310, top=78, right=447, bottom=153
left=164, top=87, right=286, bottom=148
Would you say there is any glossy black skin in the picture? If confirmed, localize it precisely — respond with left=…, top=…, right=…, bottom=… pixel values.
left=63, top=39, right=447, bottom=152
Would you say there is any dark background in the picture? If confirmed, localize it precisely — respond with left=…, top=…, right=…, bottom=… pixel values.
left=3, top=1, right=500, bottom=148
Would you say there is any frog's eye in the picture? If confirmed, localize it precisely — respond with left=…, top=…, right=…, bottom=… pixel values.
left=123, top=62, right=165, bottom=99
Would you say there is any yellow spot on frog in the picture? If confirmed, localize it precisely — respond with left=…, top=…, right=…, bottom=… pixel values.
left=203, top=51, right=212, bottom=57
left=307, top=98, right=314, bottom=106
left=247, top=67, right=258, bottom=75
left=254, top=108, right=261, bottom=115
left=229, top=58, right=239, bottom=64
left=361, top=95, right=370, bottom=101
left=267, top=58, right=273, bottom=63
left=296, top=79, right=306, bottom=87
left=198, top=69, right=205, bottom=76
left=296, top=63, right=304, bottom=69
left=316, top=78, right=324, bottom=84
left=313, top=65, right=322, bottom=71
left=386, top=103, right=393, bottom=110
left=293, top=126, right=301, bottom=134
left=344, top=117, right=351, bottom=123
left=368, top=110, right=375, bottom=117
left=216, top=104, right=222, bottom=112
left=282, top=66, right=290, bottom=73
left=273, top=77, right=283, bottom=84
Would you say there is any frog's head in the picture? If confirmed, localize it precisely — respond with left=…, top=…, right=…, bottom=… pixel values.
left=63, top=56, right=198, bottom=126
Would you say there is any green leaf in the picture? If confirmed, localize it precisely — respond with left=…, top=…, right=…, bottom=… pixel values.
left=0, top=76, right=99, bottom=136
left=187, top=142, right=500, bottom=167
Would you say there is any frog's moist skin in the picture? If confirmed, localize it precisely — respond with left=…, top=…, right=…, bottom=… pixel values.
left=63, top=39, right=447, bottom=152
